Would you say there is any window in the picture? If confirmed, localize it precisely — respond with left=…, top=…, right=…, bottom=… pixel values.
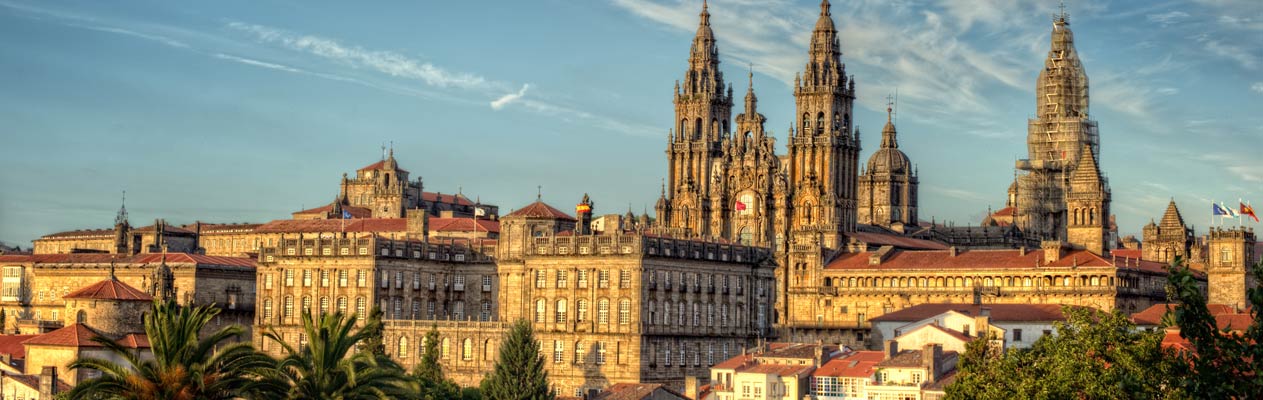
left=598, top=299, right=610, bottom=325
left=598, top=270, right=610, bottom=288
left=577, top=270, right=589, bottom=288
left=481, top=301, right=491, bottom=321
left=412, top=298, right=421, bottom=318
left=337, top=297, right=348, bottom=315
left=596, top=342, right=607, bottom=364
left=320, top=270, right=329, bottom=287
left=381, top=273, right=389, bottom=288
left=1014, top=329, right=1024, bottom=342
left=535, top=270, right=547, bottom=288
left=283, top=296, right=294, bottom=319
left=692, top=303, right=700, bottom=326
left=356, top=297, right=366, bottom=321
left=302, top=270, right=312, bottom=286
left=319, top=297, right=329, bottom=315
left=264, top=274, right=273, bottom=290
left=442, top=338, right=450, bottom=359
left=338, top=270, right=348, bottom=287
left=263, top=298, right=273, bottom=321
left=575, top=341, right=586, bottom=363
left=393, top=298, right=403, bottom=319
left=678, top=303, right=686, bottom=325
left=357, top=270, right=367, bottom=287
left=453, top=301, right=465, bottom=320
left=556, top=271, right=568, bottom=288
left=462, top=338, right=473, bottom=361
left=554, top=340, right=565, bottom=363
left=619, top=270, right=630, bottom=288
left=556, top=299, right=568, bottom=323
left=413, top=272, right=421, bottom=290
left=398, top=336, right=409, bottom=358
left=285, top=270, right=295, bottom=287
left=1221, top=247, right=1232, bottom=262
left=302, top=296, right=312, bottom=314
left=535, top=299, right=547, bottom=323
left=577, top=300, right=589, bottom=322
left=428, top=300, right=436, bottom=319
left=395, top=271, right=404, bottom=289
left=618, top=299, right=631, bottom=325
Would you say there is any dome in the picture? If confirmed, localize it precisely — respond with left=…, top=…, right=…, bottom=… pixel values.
left=814, top=1, right=835, bottom=31
left=866, top=147, right=911, bottom=175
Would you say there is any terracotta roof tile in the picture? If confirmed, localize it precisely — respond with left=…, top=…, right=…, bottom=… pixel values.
left=0, top=335, right=37, bottom=359
left=505, top=201, right=577, bottom=221
left=870, top=303, right=1068, bottom=323
left=992, top=206, right=1015, bottom=217
left=39, top=228, right=113, bottom=239
left=64, top=278, right=153, bottom=301
left=814, top=350, right=886, bottom=378
left=358, top=159, right=408, bottom=173
left=292, top=203, right=372, bottom=218
left=23, top=324, right=107, bottom=348
left=255, top=218, right=408, bottom=234
left=1131, top=303, right=1238, bottom=326
left=422, top=192, right=474, bottom=206
left=118, top=333, right=151, bottom=348
left=593, top=383, right=687, bottom=400
left=848, top=232, right=948, bottom=250
left=0, top=253, right=255, bottom=268
left=3, top=374, right=72, bottom=393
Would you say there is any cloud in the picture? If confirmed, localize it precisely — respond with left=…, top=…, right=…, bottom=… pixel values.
left=227, top=22, right=494, bottom=90
left=925, top=185, right=988, bottom=202
left=1146, top=11, right=1190, bottom=26
left=1196, top=35, right=1259, bottom=70
left=213, top=53, right=303, bottom=73
left=490, top=84, right=530, bottom=110
left=1252, top=82, right=1263, bottom=94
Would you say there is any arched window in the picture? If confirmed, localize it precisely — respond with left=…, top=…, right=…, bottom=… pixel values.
left=1090, top=276, right=1100, bottom=286
left=803, top=202, right=814, bottom=224
left=833, top=112, right=840, bottom=132
left=694, top=118, right=703, bottom=139
left=1089, top=208, right=1096, bottom=224
left=598, top=299, right=610, bottom=325
left=77, top=309, right=88, bottom=324
left=319, top=297, right=329, bottom=316
left=462, top=338, right=473, bottom=361
left=556, top=299, right=568, bottom=323
left=398, top=336, right=409, bottom=358
left=816, top=112, right=824, bottom=133
left=738, top=227, right=752, bottom=245
left=575, top=341, right=586, bottom=363
left=680, top=119, right=687, bottom=136
left=535, top=299, right=546, bottom=323
left=301, top=296, right=312, bottom=314
left=1023, top=277, right=1032, bottom=287
left=619, top=299, right=631, bottom=325
left=441, top=338, right=450, bottom=359
left=984, top=277, right=994, bottom=286
left=484, top=339, right=493, bottom=360
left=802, top=113, right=810, bottom=132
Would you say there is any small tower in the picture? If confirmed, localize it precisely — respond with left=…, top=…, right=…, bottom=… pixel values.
left=151, top=253, right=176, bottom=302
left=113, top=192, right=131, bottom=255
left=857, top=98, right=918, bottom=229
left=576, top=193, right=594, bottom=235
left=1206, top=227, right=1257, bottom=310
left=1065, top=144, right=1110, bottom=254
left=1142, top=200, right=1193, bottom=263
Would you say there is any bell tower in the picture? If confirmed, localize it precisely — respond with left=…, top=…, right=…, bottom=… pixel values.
left=786, top=0, right=859, bottom=251
left=663, top=0, right=734, bottom=238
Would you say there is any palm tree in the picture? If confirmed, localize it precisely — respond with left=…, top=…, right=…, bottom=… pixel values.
left=66, top=300, right=283, bottom=400
left=266, top=311, right=410, bottom=399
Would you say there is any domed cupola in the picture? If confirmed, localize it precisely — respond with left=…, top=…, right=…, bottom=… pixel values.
left=865, top=105, right=911, bottom=175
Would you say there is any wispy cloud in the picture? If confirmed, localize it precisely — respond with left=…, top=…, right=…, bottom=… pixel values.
left=925, top=185, right=988, bottom=202
left=213, top=53, right=302, bottom=73
left=1252, top=82, right=1263, bottom=94
left=1147, top=11, right=1190, bottom=26
left=1196, top=34, right=1259, bottom=69
left=227, top=22, right=494, bottom=90
left=490, top=84, right=530, bottom=110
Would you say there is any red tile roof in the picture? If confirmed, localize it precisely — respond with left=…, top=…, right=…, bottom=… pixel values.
left=826, top=248, right=1169, bottom=274
left=914, top=323, right=976, bottom=343
left=255, top=218, right=408, bottom=234
left=877, top=349, right=959, bottom=368
left=23, top=324, right=107, bottom=348
left=742, top=363, right=815, bottom=377
left=64, top=278, right=153, bottom=301
left=292, top=203, right=372, bottom=218
left=848, top=232, right=948, bottom=250
left=118, top=333, right=151, bottom=348
left=869, top=303, right=1068, bottom=323
left=422, top=192, right=474, bottom=206
left=1110, top=248, right=1143, bottom=259
left=505, top=201, right=576, bottom=221
left=711, top=353, right=755, bottom=370
left=0, top=335, right=37, bottom=359
left=39, top=228, right=113, bottom=239
left=358, top=159, right=408, bottom=173
left=592, top=383, right=687, bottom=400
left=429, top=218, right=500, bottom=233
left=814, top=350, right=886, bottom=378
left=0, top=254, right=121, bottom=264
left=4, top=374, right=72, bottom=393
left=0, top=253, right=255, bottom=268
left=1130, top=303, right=1237, bottom=326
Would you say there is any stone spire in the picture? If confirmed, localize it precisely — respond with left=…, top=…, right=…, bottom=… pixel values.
left=686, top=0, right=721, bottom=90
left=114, top=191, right=129, bottom=227
left=880, top=103, right=898, bottom=149
left=804, top=0, right=843, bottom=87
left=1160, top=199, right=1186, bottom=229
left=744, top=69, right=758, bottom=115
left=1037, top=9, right=1089, bottom=119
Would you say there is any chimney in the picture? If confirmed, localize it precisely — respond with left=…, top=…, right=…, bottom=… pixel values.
left=883, top=340, right=899, bottom=360
left=405, top=209, right=429, bottom=241
left=921, top=344, right=943, bottom=384
left=39, top=366, right=58, bottom=399
left=1017, top=246, right=1026, bottom=256
left=975, top=308, right=992, bottom=338
left=1042, top=240, right=1064, bottom=263
left=948, top=246, right=959, bottom=257
left=685, top=375, right=699, bottom=400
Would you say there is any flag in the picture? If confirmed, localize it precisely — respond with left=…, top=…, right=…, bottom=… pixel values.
left=576, top=204, right=592, bottom=214
left=1242, top=203, right=1259, bottom=223
left=474, top=207, right=487, bottom=217
left=1213, top=203, right=1232, bottom=216
left=735, top=200, right=747, bottom=211
left=1224, top=203, right=1240, bottom=218
left=342, top=209, right=352, bottom=219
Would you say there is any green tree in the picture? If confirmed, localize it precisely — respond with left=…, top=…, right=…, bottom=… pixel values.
left=480, top=320, right=554, bottom=400
left=1165, top=258, right=1263, bottom=397
left=410, top=326, right=460, bottom=400
left=66, top=300, right=283, bottom=400
left=946, top=306, right=1175, bottom=399
left=361, top=306, right=386, bottom=357
left=267, top=311, right=409, bottom=400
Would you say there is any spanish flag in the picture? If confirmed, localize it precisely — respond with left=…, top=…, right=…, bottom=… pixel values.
left=576, top=203, right=592, bottom=214
left=1241, top=202, right=1259, bottom=223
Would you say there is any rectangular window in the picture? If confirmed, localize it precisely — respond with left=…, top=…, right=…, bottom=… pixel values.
left=482, top=276, right=492, bottom=292
left=381, top=273, right=389, bottom=289
left=577, top=270, right=589, bottom=288
left=1014, top=329, right=1023, bottom=342
left=556, top=271, right=568, bottom=288
left=554, top=340, right=564, bottom=363
left=339, top=270, right=348, bottom=287
left=357, top=270, right=367, bottom=287
left=264, top=274, right=273, bottom=290
left=413, top=272, right=421, bottom=290
left=596, top=342, right=606, bottom=365
left=619, top=270, right=630, bottom=288
left=285, top=270, right=295, bottom=287
left=598, top=270, right=610, bottom=288
left=395, top=271, right=403, bottom=289
left=535, top=270, right=546, bottom=288
left=320, top=270, right=330, bottom=287
left=302, top=270, right=312, bottom=287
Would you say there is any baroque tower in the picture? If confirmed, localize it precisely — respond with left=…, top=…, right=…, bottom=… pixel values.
left=1014, top=9, right=1103, bottom=245
left=1065, top=144, right=1110, bottom=254
left=857, top=103, right=918, bottom=229
left=717, top=72, right=781, bottom=246
left=661, top=1, right=734, bottom=238
left=786, top=0, right=859, bottom=250
left=1206, top=227, right=1257, bottom=310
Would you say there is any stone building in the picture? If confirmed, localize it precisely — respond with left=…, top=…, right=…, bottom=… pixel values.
left=33, top=204, right=196, bottom=256
left=0, top=252, right=256, bottom=337
left=1205, top=227, right=1257, bottom=310
left=1141, top=200, right=1194, bottom=264
left=857, top=106, right=918, bottom=230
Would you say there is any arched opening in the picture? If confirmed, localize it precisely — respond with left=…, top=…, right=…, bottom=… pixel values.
left=815, top=112, right=824, bottom=134
left=694, top=118, right=703, bottom=140
left=738, top=227, right=752, bottom=245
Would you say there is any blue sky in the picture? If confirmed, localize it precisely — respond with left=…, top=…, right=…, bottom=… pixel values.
left=1, top=0, right=1260, bottom=247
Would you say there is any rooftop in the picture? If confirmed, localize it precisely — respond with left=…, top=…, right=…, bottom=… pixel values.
left=254, top=218, right=408, bottom=234
left=505, top=200, right=576, bottom=221
left=814, top=350, right=886, bottom=378
left=870, top=303, right=1068, bottom=323
left=63, top=277, right=153, bottom=301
